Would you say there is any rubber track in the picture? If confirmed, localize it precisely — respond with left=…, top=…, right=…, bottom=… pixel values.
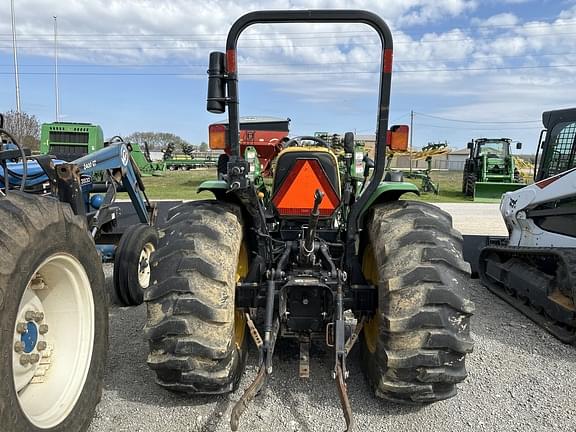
left=479, top=246, right=576, bottom=344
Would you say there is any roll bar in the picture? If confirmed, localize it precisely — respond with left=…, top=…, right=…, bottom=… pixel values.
left=222, top=9, right=394, bottom=247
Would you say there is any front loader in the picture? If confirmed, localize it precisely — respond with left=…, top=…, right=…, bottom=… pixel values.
left=143, top=10, right=474, bottom=431
left=462, top=138, right=524, bottom=201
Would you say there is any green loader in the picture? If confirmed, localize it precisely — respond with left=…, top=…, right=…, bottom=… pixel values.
left=462, top=137, right=524, bottom=202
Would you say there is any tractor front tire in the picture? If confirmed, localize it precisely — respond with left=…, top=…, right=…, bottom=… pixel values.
left=0, top=192, right=107, bottom=431
left=144, top=200, right=247, bottom=393
left=361, top=200, right=474, bottom=403
left=113, top=223, right=159, bottom=306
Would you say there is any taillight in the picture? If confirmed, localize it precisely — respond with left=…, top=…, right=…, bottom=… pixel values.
left=209, top=124, right=227, bottom=150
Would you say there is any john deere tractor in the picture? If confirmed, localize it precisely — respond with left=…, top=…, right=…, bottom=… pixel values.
left=143, top=10, right=473, bottom=431
left=462, top=137, right=524, bottom=201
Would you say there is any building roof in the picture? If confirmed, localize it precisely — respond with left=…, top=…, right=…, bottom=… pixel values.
left=450, top=147, right=471, bottom=155
left=214, top=116, right=290, bottom=125
left=355, top=134, right=376, bottom=141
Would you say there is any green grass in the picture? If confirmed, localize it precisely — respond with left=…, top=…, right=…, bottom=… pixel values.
left=140, top=169, right=214, bottom=200
left=403, top=171, right=470, bottom=203
left=137, top=169, right=471, bottom=203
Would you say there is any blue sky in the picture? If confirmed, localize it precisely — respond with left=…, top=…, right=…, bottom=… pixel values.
left=1, top=0, right=575, bottom=152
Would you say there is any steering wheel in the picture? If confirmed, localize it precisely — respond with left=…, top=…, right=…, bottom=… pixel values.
left=284, top=135, right=330, bottom=148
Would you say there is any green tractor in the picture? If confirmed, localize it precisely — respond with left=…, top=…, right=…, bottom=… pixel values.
left=462, top=137, right=524, bottom=201
left=143, top=10, right=474, bottom=431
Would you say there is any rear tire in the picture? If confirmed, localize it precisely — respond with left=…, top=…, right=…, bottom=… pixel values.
left=144, top=200, right=247, bottom=393
left=0, top=192, right=107, bottom=431
left=113, top=223, right=158, bottom=306
left=361, top=200, right=474, bottom=403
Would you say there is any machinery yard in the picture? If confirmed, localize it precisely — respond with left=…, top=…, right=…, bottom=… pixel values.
left=2, top=4, right=575, bottom=432
left=89, top=203, right=575, bottom=431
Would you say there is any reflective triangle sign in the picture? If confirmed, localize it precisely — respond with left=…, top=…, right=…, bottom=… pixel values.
left=272, top=159, right=340, bottom=216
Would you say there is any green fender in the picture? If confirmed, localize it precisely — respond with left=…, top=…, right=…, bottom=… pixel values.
left=358, top=181, right=419, bottom=220
left=198, top=180, right=228, bottom=194
left=199, top=179, right=419, bottom=221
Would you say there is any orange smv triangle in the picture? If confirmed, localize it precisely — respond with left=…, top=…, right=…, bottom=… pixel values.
left=272, top=159, right=340, bottom=217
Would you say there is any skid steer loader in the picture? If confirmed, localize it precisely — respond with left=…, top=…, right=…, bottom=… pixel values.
left=144, top=10, right=474, bottom=431
left=479, top=108, right=576, bottom=344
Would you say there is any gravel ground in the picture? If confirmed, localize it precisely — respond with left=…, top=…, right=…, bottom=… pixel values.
left=88, top=202, right=576, bottom=432
left=436, top=203, right=507, bottom=235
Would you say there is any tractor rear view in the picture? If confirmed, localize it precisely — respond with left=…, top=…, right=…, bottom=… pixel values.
left=462, top=138, right=524, bottom=201
left=143, top=10, right=474, bottom=431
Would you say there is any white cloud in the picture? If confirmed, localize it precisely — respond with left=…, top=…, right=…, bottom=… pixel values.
left=2, top=1, right=576, bottom=149
left=472, top=12, right=519, bottom=27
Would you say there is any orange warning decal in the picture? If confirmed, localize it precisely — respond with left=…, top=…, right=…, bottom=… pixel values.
left=272, top=159, right=339, bottom=216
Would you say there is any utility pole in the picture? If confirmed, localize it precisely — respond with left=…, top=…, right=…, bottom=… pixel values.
left=409, top=110, right=414, bottom=173
left=11, top=0, right=21, bottom=112
left=53, top=16, right=60, bottom=122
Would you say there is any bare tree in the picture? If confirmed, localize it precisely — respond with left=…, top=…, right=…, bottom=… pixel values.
left=2, top=110, right=40, bottom=150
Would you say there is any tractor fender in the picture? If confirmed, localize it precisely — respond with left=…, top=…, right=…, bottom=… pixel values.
left=358, top=181, right=419, bottom=223
left=198, top=179, right=238, bottom=202
left=198, top=179, right=228, bottom=195
left=200, top=179, right=419, bottom=217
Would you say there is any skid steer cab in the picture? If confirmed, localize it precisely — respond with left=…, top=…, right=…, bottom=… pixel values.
left=143, top=10, right=473, bottom=432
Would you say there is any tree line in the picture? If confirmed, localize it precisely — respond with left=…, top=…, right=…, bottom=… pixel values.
left=1, top=110, right=207, bottom=153
left=125, top=131, right=208, bottom=152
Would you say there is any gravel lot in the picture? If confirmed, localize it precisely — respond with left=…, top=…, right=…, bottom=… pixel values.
left=89, top=204, right=576, bottom=432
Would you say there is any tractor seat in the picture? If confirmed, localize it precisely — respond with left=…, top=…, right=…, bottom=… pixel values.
left=271, top=147, right=341, bottom=217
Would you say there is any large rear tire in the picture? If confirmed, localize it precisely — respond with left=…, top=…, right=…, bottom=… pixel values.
left=0, top=192, right=107, bottom=431
left=361, top=200, right=474, bottom=403
left=144, top=200, right=248, bottom=393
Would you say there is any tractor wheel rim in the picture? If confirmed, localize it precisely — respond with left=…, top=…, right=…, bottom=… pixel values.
left=138, top=242, right=155, bottom=289
left=13, top=253, right=94, bottom=429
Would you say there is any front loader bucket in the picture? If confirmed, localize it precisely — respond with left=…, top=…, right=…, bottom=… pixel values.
left=473, top=182, right=525, bottom=202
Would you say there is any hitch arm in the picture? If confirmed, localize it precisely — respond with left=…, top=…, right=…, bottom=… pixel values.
left=332, top=271, right=362, bottom=432
left=230, top=267, right=283, bottom=431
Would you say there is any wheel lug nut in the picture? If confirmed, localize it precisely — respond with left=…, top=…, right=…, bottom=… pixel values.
left=37, top=341, right=47, bottom=351
left=39, top=324, right=49, bottom=334
left=20, top=354, right=30, bottom=366
left=16, top=322, right=27, bottom=333
left=30, top=353, right=40, bottom=364
left=33, top=312, right=44, bottom=323
left=14, top=341, right=24, bottom=353
left=25, top=311, right=35, bottom=321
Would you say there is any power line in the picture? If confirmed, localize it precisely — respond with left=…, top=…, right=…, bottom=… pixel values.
left=415, top=122, right=543, bottom=131
left=414, top=111, right=540, bottom=124
left=2, top=30, right=576, bottom=50
left=1, top=63, right=574, bottom=77
left=2, top=51, right=574, bottom=68
left=0, top=17, right=574, bottom=38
